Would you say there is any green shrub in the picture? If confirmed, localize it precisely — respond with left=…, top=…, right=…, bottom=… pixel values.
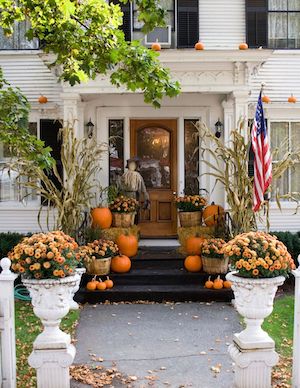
left=272, top=231, right=300, bottom=265
left=0, top=232, right=26, bottom=258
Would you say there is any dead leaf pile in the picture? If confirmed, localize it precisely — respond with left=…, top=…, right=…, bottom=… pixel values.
left=272, top=355, right=292, bottom=388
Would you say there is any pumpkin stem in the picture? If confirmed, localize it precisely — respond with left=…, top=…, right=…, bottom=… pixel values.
left=92, top=275, right=97, bottom=281
left=98, top=277, right=103, bottom=282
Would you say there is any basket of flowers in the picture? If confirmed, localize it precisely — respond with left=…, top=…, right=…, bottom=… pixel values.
left=78, top=239, right=119, bottom=275
left=175, top=194, right=207, bottom=227
left=201, top=238, right=228, bottom=274
left=109, top=196, right=139, bottom=227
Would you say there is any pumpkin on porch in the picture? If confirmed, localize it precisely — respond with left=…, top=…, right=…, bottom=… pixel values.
left=151, top=40, right=161, bottom=51
left=213, top=276, right=223, bottom=290
left=91, top=207, right=112, bottom=229
left=116, top=233, right=138, bottom=257
left=238, top=43, right=248, bottom=50
left=203, top=202, right=224, bottom=226
left=194, top=41, right=205, bottom=50
left=38, top=95, right=48, bottom=104
left=185, top=235, right=205, bottom=255
left=111, top=255, right=131, bottom=273
left=184, top=255, right=203, bottom=272
left=262, top=95, right=271, bottom=104
left=288, top=94, right=297, bottom=103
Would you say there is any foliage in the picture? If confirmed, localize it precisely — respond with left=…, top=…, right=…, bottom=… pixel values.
left=224, top=231, right=295, bottom=278
left=174, top=194, right=207, bottom=212
left=272, top=231, right=300, bottom=263
left=9, top=231, right=80, bottom=279
left=109, top=195, right=139, bottom=213
left=201, top=238, right=226, bottom=259
left=9, top=125, right=106, bottom=236
left=0, top=69, right=53, bottom=169
left=15, top=300, right=79, bottom=388
left=82, top=226, right=102, bottom=244
left=0, top=232, right=26, bottom=257
left=197, top=121, right=300, bottom=235
left=0, top=0, right=180, bottom=108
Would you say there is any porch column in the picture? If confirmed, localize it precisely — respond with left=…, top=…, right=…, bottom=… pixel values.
left=222, top=97, right=234, bottom=146
left=232, top=90, right=249, bottom=137
left=61, top=93, right=85, bottom=138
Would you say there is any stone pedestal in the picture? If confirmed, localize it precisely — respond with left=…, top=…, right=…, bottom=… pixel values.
left=69, top=268, right=86, bottom=310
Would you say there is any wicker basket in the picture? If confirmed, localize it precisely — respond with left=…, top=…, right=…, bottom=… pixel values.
left=85, top=257, right=111, bottom=276
left=202, top=255, right=229, bottom=275
left=112, top=212, right=136, bottom=227
left=178, top=211, right=202, bottom=227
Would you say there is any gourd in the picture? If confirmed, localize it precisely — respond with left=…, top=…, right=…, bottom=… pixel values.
left=194, top=41, right=205, bottom=50
left=239, top=43, right=248, bottom=50
left=151, top=40, right=161, bottom=51
left=223, top=280, right=232, bottom=289
left=96, top=279, right=107, bottom=291
left=185, top=235, right=205, bottom=255
left=86, top=276, right=98, bottom=291
left=104, top=276, right=114, bottom=289
left=203, top=202, right=224, bottom=226
left=184, top=255, right=203, bottom=272
left=213, top=275, right=223, bottom=290
left=111, top=255, right=132, bottom=273
left=288, top=94, right=297, bottom=103
left=91, top=207, right=112, bottom=229
left=204, top=276, right=214, bottom=289
left=262, top=95, right=271, bottom=104
left=116, top=233, right=138, bottom=257
left=38, top=95, right=48, bottom=104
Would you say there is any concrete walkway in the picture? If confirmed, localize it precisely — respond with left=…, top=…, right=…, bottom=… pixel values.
left=71, top=302, right=240, bottom=388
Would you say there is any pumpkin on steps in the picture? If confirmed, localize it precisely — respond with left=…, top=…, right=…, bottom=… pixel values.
left=104, top=276, right=114, bottom=289
left=204, top=276, right=214, bottom=289
left=223, top=280, right=232, bottom=289
left=91, top=207, right=112, bottom=229
left=86, top=276, right=98, bottom=291
left=203, top=202, right=224, bottom=226
left=213, top=276, right=223, bottom=290
left=111, top=255, right=131, bottom=273
left=185, top=235, right=205, bottom=255
left=96, top=279, right=107, bottom=291
left=116, top=233, right=138, bottom=257
left=184, top=255, right=202, bottom=272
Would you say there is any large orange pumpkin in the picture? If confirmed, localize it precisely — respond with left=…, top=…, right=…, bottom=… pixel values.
left=111, top=255, right=131, bottom=273
left=116, top=233, right=138, bottom=257
left=184, top=255, right=202, bottom=272
left=186, top=235, right=205, bottom=255
left=203, top=202, right=224, bottom=226
left=91, top=207, right=112, bottom=229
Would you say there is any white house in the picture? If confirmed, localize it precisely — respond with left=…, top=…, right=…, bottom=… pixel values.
left=0, top=0, right=300, bottom=237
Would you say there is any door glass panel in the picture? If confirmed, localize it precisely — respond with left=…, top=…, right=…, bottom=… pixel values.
left=109, top=119, right=124, bottom=185
left=184, top=119, right=199, bottom=195
left=136, top=126, right=171, bottom=189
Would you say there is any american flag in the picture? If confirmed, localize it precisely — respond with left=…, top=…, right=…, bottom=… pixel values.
left=251, top=92, right=272, bottom=212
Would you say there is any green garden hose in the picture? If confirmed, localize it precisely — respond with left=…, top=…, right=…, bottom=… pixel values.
left=14, top=284, right=31, bottom=301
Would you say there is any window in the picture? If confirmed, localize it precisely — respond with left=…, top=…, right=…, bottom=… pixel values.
left=111, top=0, right=131, bottom=41
left=270, top=121, right=300, bottom=199
left=0, top=21, right=39, bottom=50
left=133, top=0, right=175, bottom=31
left=177, top=0, right=199, bottom=48
left=109, top=119, right=124, bottom=186
left=0, top=123, right=38, bottom=203
left=184, top=119, right=200, bottom=195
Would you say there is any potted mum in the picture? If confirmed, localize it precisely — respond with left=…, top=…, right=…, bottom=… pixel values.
left=175, top=194, right=207, bottom=227
left=224, top=231, right=295, bottom=348
left=79, top=239, right=119, bottom=275
left=201, top=238, right=228, bottom=274
left=9, top=230, right=80, bottom=347
left=109, top=196, right=139, bottom=227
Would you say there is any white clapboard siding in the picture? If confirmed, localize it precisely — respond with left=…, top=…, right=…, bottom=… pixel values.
left=0, top=208, right=56, bottom=233
left=0, top=53, right=62, bottom=104
left=257, top=207, right=300, bottom=233
left=250, top=51, right=300, bottom=102
left=199, top=0, right=245, bottom=49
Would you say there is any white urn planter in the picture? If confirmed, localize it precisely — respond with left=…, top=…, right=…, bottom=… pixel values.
left=69, top=267, right=86, bottom=310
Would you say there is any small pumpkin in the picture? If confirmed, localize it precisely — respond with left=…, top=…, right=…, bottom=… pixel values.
left=184, top=255, right=203, bottom=272
left=104, top=276, right=114, bottom=289
left=152, top=39, right=161, bottom=51
left=213, top=275, right=223, bottom=290
left=262, top=95, right=271, bottom=104
left=203, top=202, right=224, bottom=226
left=91, top=207, right=112, bottom=229
left=38, top=95, right=48, bottom=104
left=204, top=276, right=214, bottom=289
left=96, top=279, right=107, bottom=291
left=186, top=235, right=205, bottom=255
left=116, top=233, right=138, bottom=257
left=111, top=254, right=131, bottom=273
left=86, top=276, right=98, bottom=291
left=223, top=280, right=232, bottom=289
left=288, top=94, right=297, bottom=103
left=194, top=41, right=205, bottom=50
left=239, top=42, right=248, bottom=50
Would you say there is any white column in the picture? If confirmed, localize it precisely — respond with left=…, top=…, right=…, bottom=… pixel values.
left=0, top=258, right=18, bottom=388
left=61, top=93, right=85, bottom=138
left=293, top=257, right=300, bottom=388
left=232, top=90, right=249, bottom=138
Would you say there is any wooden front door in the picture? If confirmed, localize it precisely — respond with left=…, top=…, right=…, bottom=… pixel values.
left=130, top=119, right=177, bottom=237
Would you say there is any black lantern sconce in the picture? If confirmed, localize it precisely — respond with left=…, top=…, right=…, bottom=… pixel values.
left=215, top=118, right=223, bottom=138
left=86, top=118, right=95, bottom=139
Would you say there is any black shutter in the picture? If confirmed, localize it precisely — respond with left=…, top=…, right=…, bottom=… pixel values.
left=177, top=0, right=199, bottom=48
left=111, top=0, right=131, bottom=41
left=40, top=119, right=63, bottom=203
left=246, top=0, right=268, bottom=48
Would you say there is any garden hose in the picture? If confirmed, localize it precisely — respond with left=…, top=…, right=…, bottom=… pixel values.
left=14, top=284, right=31, bottom=301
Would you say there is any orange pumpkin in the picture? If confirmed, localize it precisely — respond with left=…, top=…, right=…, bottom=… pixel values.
left=203, top=202, right=224, bottom=226
left=86, top=277, right=98, bottom=291
left=104, top=276, right=114, bottom=289
left=152, top=40, right=161, bottom=51
left=288, top=94, right=297, bottom=103
left=116, top=233, right=138, bottom=257
left=38, top=95, right=48, bottom=104
left=96, top=279, right=107, bottom=291
left=91, top=207, right=112, bottom=229
left=204, top=276, right=214, bottom=289
left=195, top=41, right=205, bottom=50
left=262, top=95, right=271, bottom=104
left=223, top=280, right=232, bottom=289
left=186, top=235, right=205, bottom=255
left=239, top=42, right=248, bottom=50
left=213, top=276, right=223, bottom=290
left=111, top=255, right=131, bottom=273
left=184, top=255, right=203, bottom=272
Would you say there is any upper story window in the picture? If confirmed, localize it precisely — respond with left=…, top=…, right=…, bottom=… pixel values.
left=0, top=20, right=39, bottom=50
left=247, top=0, right=300, bottom=48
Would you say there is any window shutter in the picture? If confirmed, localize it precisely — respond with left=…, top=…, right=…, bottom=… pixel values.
left=177, top=0, right=199, bottom=48
left=112, top=0, right=131, bottom=41
left=246, top=0, right=268, bottom=48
